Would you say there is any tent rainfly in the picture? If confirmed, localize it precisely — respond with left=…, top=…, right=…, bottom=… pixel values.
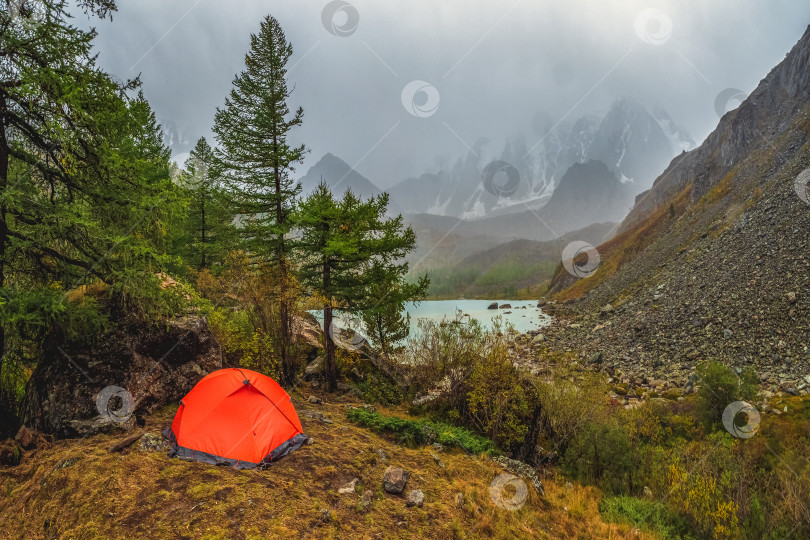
left=163, top=368, right=307, bottom=468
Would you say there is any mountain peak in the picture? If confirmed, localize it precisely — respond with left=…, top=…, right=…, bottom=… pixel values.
left=299, top=153, right=382, bottom=200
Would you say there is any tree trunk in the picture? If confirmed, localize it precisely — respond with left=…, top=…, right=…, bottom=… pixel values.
left=0, top=96, right=12, bottom=435
left=516, top=403, right=544, bottom=465
left=272, top=133, right=293, bottom=386
left=322, top=262, right=337, bottom=391
left=199, top=192, right=206, bottom=270
left=323, top=304, right=338, bottom=392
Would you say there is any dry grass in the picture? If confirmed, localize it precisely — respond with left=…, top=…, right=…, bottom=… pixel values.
left=0, top=393, right=655, bottom=539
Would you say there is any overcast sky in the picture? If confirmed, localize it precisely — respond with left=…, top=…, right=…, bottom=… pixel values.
left=79, top=0, right=809, bottom=188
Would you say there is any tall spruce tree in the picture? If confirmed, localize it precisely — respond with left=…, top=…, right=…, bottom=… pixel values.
left=213, top=15, right=306, bottom=386
left=0, top=0, right=177, bottom=434
left=296, top=183, right=426, bottom=391
left=179, top=137, right=232, bottom=272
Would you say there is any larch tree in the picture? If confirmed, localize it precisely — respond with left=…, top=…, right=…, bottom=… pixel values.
left=0, top=0, right=178, bottom=434
left=295, top=182, right=426, bottom=391
left=212, top=15, right=306, bottom=386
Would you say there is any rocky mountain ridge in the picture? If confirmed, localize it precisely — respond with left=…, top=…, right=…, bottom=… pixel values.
left=388, top=98, right=693, bottom=220
left=542, top=25, right=810, bottom=398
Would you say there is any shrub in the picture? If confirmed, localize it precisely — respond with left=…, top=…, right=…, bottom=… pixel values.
left=404, top=317, right=534, bottom=449
left=599, top=496, right=695, bottom=539
left=528, top=371, right=610, bottom=460
left=207, top=307, right=279, bottom=377
left=563, top=421, right=634, bottom=494
left=356, top=372, right=403, bottom=406
left=346, top=408, right=498, bottom=455
left=695, top=361, right=759, bottom=429
left=464, top=329, right=532, bottom=450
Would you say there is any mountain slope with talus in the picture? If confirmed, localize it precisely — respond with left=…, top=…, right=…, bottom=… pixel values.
left=543, top=25, right=810, bottom=393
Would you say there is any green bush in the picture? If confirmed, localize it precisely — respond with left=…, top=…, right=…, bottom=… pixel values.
left=357, top=373, right=403, bottom=406
left=599, top=495, right=695, bottom=539
left=563, top=421, right=634, bottom=494
left=695, top=360, right=759, bottom=429
left=405, top=318, right=534, bottom=450
left=346, top=407, right=498, bottom=455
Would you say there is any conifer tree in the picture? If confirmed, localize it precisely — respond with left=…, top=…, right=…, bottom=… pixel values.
left=213, top=15, right=306, bottom=385
left=296, top=183, right=426, bottom=391
left=180, top=137, right=232, bottom=271
left=0, top=0, right=177, bottom=433
left=361, top=261, right=428, bottom=362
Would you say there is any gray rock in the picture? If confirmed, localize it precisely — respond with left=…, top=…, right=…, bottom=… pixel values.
left=359, top=490, right=374, bottom=512
left=299, top=409, right=331, bottom=423
left=308, top=395, right=322, bottom=404
left=139, top=432, right=170, bottom=453
left=421, top=424, right=437, bottom=443
left=492, top=455, right=544, bottom=494
left=338, top=478, right=358, bottom=495
left=376, top=448, right=389, bottom=462
left=304, top=357, right=323, bottom=379
left=588, top=351, right=604, bottom=364
left=430, top=451, right=445, bottom=468
left=21, top=315, right=222, bottom=437
left=499, top=304, right=512, bottom=309
left=383, top=466, right=409, bottom=494
left=67, top=415, right=135, bottom=438
left=487, top=302, right=499, bottom=309
left=406, top=489, right=424, bottom=508
left=532, top=334, right=546, bottom=344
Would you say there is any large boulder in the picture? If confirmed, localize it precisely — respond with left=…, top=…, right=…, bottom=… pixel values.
left=20, top=315, right=221, bottom=437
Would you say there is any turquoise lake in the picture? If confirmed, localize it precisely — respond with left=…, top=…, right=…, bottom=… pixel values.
left=311, top=299, right=551, bottom=340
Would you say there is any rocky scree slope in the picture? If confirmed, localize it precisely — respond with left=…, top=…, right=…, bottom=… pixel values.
left=542, top=26, right=810, bottom=397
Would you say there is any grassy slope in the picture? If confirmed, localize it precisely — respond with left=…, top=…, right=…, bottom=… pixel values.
left=0, top=392, right=654, bottom=540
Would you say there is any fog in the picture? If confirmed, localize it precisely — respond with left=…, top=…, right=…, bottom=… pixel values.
left=81, top=0, right=809, bottom=187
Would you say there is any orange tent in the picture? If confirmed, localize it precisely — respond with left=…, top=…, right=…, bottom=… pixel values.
left=163, top=368, right=307, bottom=468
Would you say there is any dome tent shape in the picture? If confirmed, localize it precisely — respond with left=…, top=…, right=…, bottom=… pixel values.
left=163, top=368, right=307, bottom=468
